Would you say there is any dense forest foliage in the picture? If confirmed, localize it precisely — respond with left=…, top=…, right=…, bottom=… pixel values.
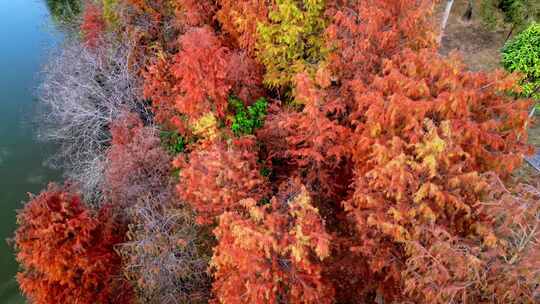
left=12, top=0, right=540, bottom=303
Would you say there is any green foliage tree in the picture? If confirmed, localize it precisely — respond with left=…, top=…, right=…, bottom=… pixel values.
left=229, top=97, right=268, bottom=135
left=502, top=22, right=540, bottom=104
left=45, top=0, right=82, bottom=25
left=160, top=129, right=187, bottom=155
left=480, top=0, right=539, bottom=32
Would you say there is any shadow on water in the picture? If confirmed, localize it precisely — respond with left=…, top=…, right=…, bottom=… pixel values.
left=0, top=0, right=79, bottom=302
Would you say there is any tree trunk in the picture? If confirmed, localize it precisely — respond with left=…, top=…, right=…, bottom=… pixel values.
left=439, top=0, right=455, bottom=44
left=505, top=23, right=516, bottom=42
left=462, top=0, right=473, bottom=22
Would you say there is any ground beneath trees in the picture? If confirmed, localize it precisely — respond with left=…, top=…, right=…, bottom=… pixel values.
left=524, top=122, right=540, bottom=182
left=439, top=0, right=511, bottom=71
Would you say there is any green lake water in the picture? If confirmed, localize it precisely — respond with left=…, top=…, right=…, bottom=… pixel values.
left=0, top=1, right=64, bottom=302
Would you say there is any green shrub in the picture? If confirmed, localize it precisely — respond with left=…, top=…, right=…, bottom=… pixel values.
left=502, top=22, right=540, bottom=105
left=480, top=0, right=539, bottom=31
left=46, top=0, right=82, bottom=24
left=229, top=97, right=268, bottom=135
left=160, top=130, right=186, bottom=155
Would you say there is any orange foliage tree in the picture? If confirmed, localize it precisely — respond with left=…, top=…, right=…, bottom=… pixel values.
left=333, top=20, right=531, bottom=304
left=216, top=0, right=269, bottom=54
left=403, top=175, right=540, bottom=303
left=348, top=49, right=530, bottom=177
left=175, top=137, right=269, bottom=225
left=324, top=0, right=436, bottom=83
left=13, top=184, right=132, bottom=304
left=211, top=182, right=334, bottom=303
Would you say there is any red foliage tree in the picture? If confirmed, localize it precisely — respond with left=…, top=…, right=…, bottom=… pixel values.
left=105, top=113, right=173, bottom=210
left=227, top=51, right=265, bottom=103
left=14, top=184, right=132, bottom=304
left=258, top=73, right=351, bottom=200
left=211, top=182, right=334, bottom=303
left=174, top=0, right=217, bottom=27
left=174, top=137, right=269, bottom=225
left=143, top=27, right=264, bottom=131
left=141, top=57, right=180, bottom=128
left=81, top=2, right=105, bottom=49
left=143, top=27, right=230, bottom=132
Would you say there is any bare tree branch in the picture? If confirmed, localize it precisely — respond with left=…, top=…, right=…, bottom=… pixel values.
left=37, top=35, right=147, bottom=202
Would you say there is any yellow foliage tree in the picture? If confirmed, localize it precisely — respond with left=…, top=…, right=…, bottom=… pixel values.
left=256, top=0, right=327, bottom=88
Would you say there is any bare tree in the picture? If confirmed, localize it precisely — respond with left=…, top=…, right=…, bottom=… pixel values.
left=37, top=35, right=147, bottom=202
left=439, top=0, right=455, bottom=44
left=103, top=113, right=212, bottom=303
left=119, top=198, right=212, bottom=304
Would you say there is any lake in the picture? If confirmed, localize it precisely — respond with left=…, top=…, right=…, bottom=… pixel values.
left=0, top=1, right=64, bottom=302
